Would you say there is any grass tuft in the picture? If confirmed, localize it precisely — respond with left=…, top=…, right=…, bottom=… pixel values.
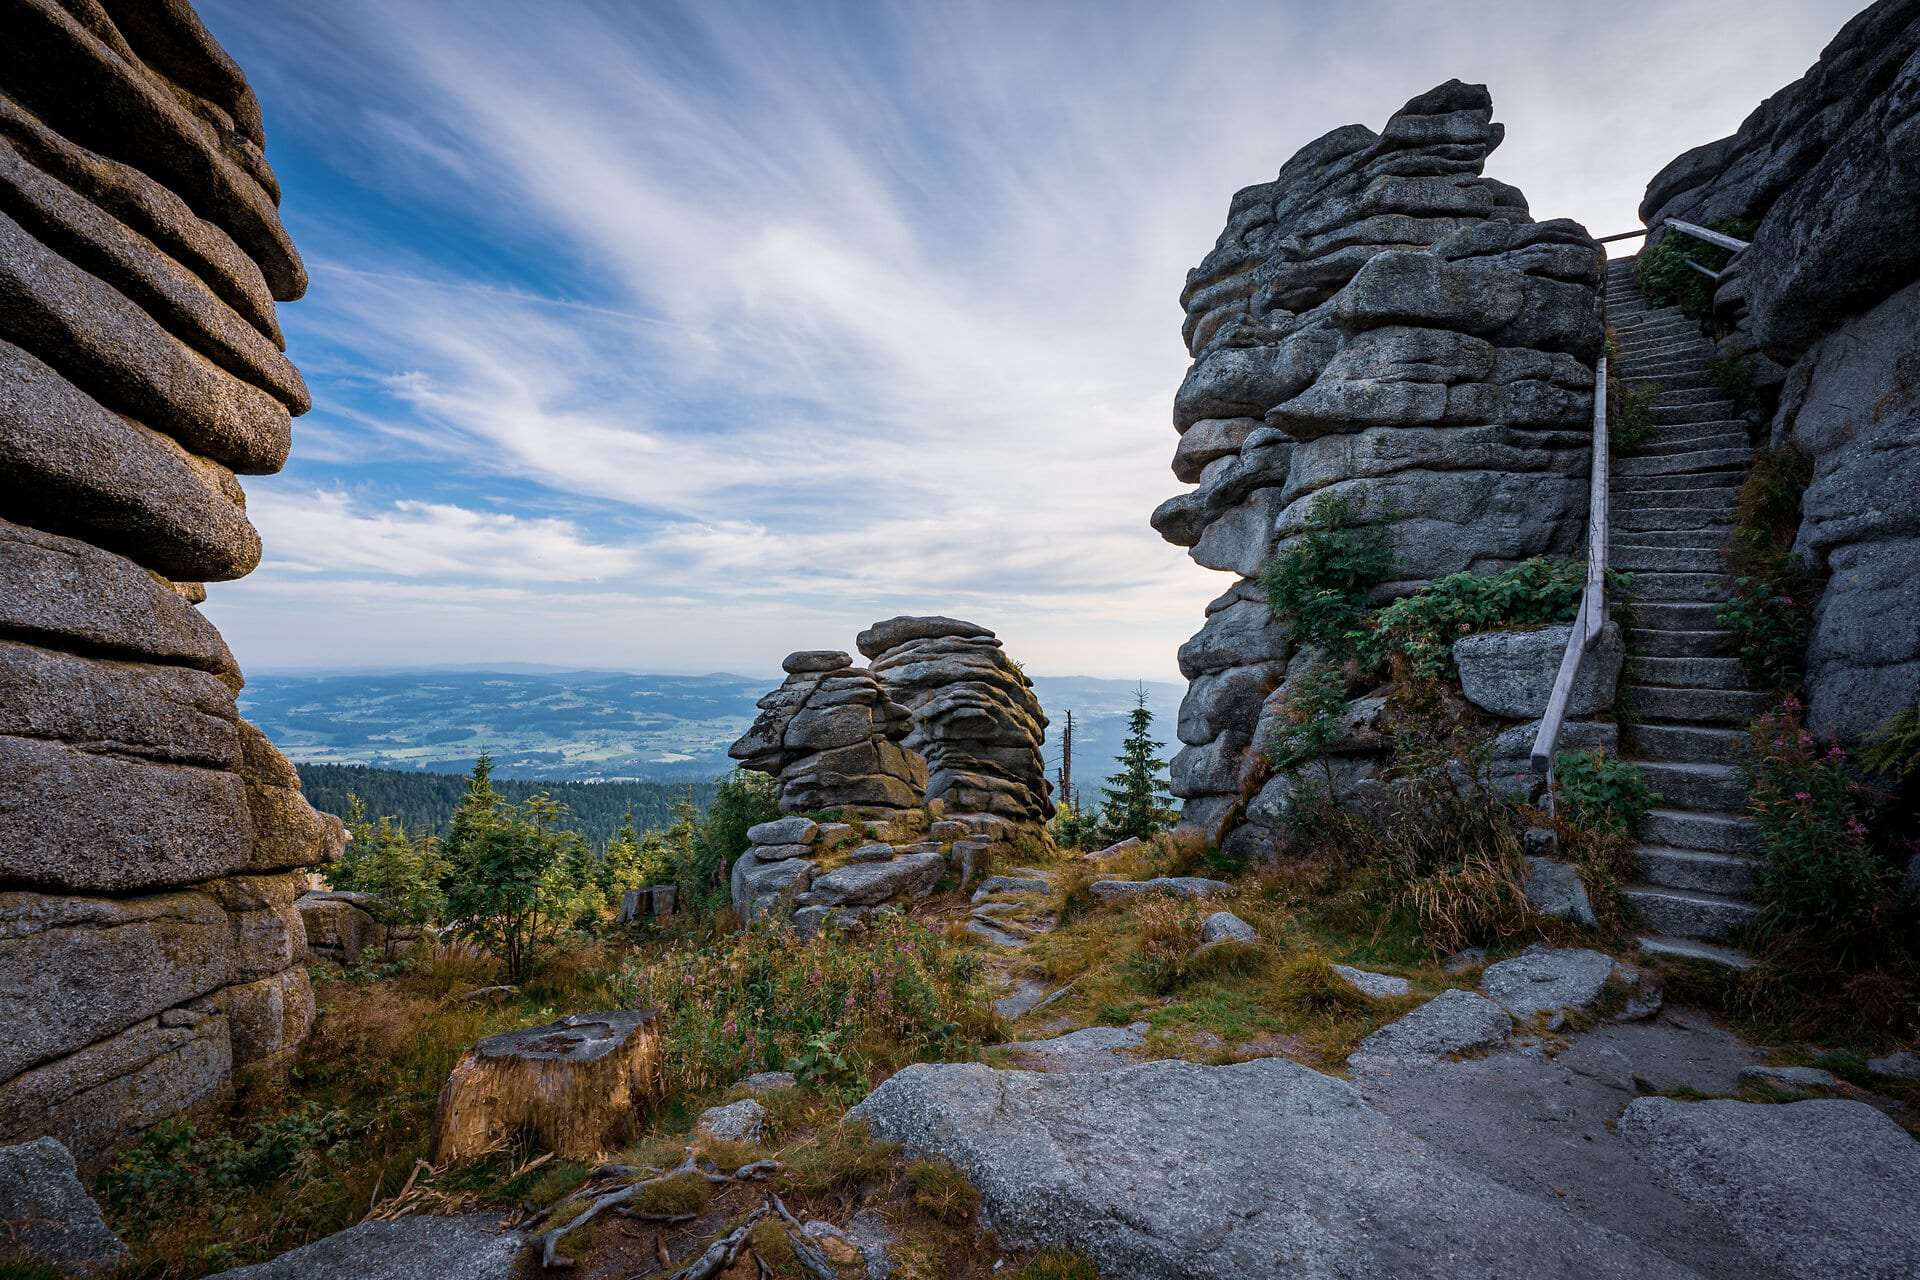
left=906, top=1156, right=982, bottom=1225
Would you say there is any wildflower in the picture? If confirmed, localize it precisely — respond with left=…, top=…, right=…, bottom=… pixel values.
left=1794, top=791, right=1812, bottom=802
left=1846, top=818, right=1869, bottom=841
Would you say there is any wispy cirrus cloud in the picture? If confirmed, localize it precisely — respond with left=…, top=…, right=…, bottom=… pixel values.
left=198, top=0, right=1867, bottom=678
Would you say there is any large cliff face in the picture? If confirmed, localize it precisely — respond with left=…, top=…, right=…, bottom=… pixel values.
left=1155, top=80, right=1603, bottom=854
left=0, top=0, right=337, bottom=1166
left=1641, top=0, right=1920, bottom=741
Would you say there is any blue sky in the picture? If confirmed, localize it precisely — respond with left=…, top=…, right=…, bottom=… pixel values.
left=196, top=0, right=1863, bottom=681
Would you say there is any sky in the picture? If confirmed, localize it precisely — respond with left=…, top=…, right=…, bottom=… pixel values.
left=195, top=0, right=1866, bottom=682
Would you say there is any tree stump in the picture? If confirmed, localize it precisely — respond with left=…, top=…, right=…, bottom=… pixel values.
left=429, top=1010, right=664, bottom=1163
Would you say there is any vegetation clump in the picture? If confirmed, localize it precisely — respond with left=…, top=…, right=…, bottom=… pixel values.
left=1717, top=446, right=1819, bottom=692
left=1553, top=750, right=1658, bottom=836
left=1634, top=218, right=1757, bottom=316
left=1260, top=493, right=1395, bottom=660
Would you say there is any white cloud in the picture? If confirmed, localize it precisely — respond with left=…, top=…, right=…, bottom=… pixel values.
left=200, top=0, right=1868, bottom=681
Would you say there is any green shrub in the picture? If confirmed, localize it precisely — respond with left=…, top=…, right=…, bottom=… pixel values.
left=1553, top=749, right=1658, bottom=835
left=1048, top=794, right=1104, bottom=851
left=1740, top=699, right=1894, bottom=965
left=1710, top=354, right=1766, bottom=414
left=1366, top=557, right=1598, bottom=678
left=1860, top=707, right=1920, bottom=785
left=1260, top=493, right=1394, bottom=659
left=98, top=1105, right=355, bottom=1224
left=1262, top=663, right=1351, bottom=774
left=621, top=910, right=987, bottom=1097
left=1717, top=578, right=1813, bottom=692
left=1635, top=218, right=1757, bottom=316
left=1612, top=383, right=1659, bottom=453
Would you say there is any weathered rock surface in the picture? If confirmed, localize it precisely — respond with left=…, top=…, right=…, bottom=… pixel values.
left=858, top=616, right=1053, bottom=825
left=1331, top=963, right=1411, bottom=999
left=1348, top=988, right=1511, bottom=1065
left=1478, top=945, right=1615, bottom=1019
left=729, top=651, right=926, bottom=816
left=214, top=1216, right=528, bottom=1280
left=1198, top=911, right=1257, bottom=945
left=1159, top=81, right=1602, bottom=851
left=1522, top=858, right=1598, bottom=927
left=850, top=1056, right=1702, bottom=1279
left=1640, top=3, right=1920, bottom=743
left=696, top=1098, right=765, bottom=1143
left=1087, top=876, right=1232, bottom=903
left=997, top=1024, right=1150, bottom=1074
left=1616, top=1097, right=1920, bottom=1279
left=1454, top=622, right=1622, bottom=720
left=804, top=852, right=946, bottom=908
left=0, top=0, right=332, bottom=1167
left=0, top=1137, right=132, bottom=1274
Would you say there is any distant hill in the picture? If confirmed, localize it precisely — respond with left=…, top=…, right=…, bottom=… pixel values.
left=247, top=668, right=1185, bottom=796
left=295, top=763, right=716, bottom=845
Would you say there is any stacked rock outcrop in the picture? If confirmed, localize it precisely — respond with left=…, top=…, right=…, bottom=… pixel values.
left=0, top=0, right=338, bottom=1166
left=1639, top=0, right=1920, bottom=742
left=728, top=650, right=927, bottom=817
left=1154, top=81, right=1604, bottom=855
left=857, top=616, right=1054, bottom=829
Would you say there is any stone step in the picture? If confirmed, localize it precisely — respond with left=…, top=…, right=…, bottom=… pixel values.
left=1636, top=844, right=1756, bottom=896
left=1612, top=528, right=1729, bottom=549
left=1626, top=335, right=1715, bottom=357
left=1628, top=654, right=1746, bottom=688
left=1633, top=760, right=1749, bottom=811
left=1615, top=326, right=1699, bottom=347
left=1624, top=573, right=1735, bottom=603
left=1614, top=490, right=1739, bottom=514
left=1636, top=430, right=1748, bottom=457
left=1621, top=371, right=1709, bottom=392
left=1625, top=885, right=1759, bottom=941
left=1614, top=447, right=1752, bottom=476
left=1615, top=505, right=1740, bottom=533
left=1632, top=355, right=1715, bottom=376
left=1611, top=544, right=1726, bottom=573
left=1638, top=807, right=1757, bottom=853
left=1651, top=389, right=1740, bottom=411
left=1613, top=316, right=1694, bottom=336
left=1620, top=471, right=1741, bottom=493
left=1636, top=934, right=1755, bottom=969
left=1629, top=626, right=1733, bottom=657
left=1626, top=684, right=1769, bottom=725
left=1633, top=601, right=1730, bottom=630
left=1625, top=722, right=1747, bottom=765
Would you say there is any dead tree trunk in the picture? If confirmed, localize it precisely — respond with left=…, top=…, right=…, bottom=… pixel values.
left=430, top=1010, right=664, bottom=1164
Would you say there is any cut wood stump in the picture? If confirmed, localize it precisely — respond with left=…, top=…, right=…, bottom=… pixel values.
left=429, top=1009, right=664, bottom=1163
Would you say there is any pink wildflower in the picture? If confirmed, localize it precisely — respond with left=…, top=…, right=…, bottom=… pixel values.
left=1794, top=791, right=1812, bottom=802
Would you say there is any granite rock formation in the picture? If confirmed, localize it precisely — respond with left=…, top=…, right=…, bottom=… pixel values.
left=1640, top=0, right=1920, bottom=741
left=727, top=650, right=927, bottom=817
left=857, top=616, right=1053, bottom=828
left=0, top=0, right=337, bottom=1167
left=1156, top=81, right=1604, bottom=854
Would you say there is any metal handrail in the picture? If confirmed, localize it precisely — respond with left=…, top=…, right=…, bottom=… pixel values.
left=1530, top=353, right=1610, bottom=789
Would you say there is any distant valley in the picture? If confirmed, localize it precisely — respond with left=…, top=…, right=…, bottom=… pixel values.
left=240, top=667, right=1185, bottom=797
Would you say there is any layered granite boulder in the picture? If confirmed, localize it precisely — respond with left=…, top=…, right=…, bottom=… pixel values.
left=858, top=616, right=1054, bottom=829
left=1155, top=81, right=1604, bottom=854
left=728, top=650, right=928, bottom=818
left=1641, top=0, right=1920, bottom=741
left=0, top=0, right=338, bottom=1167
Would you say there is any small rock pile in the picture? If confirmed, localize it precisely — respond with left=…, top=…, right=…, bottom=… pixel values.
left=1153, top=80, right=1604, bottom=857
left=0, top=0, right=339, bottom=1165
left=730, top=815, right=950, bottom=927
left=858, top=615, right=1053, bottom=828
left=727, top=650, right=927, bottom=818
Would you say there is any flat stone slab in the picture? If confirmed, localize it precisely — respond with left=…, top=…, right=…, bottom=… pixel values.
left=1087, top=876, right=1232, bottom=903
left=216, top=1216, right=527, bottom=1279
left=737, top=1070, right=797, bottom=1093
left=696, top=1098, right=765, bottom=1142
left=1479, top=945, right=1615, bottom=1019
left=1616, top=1097, right=1920, bottom=1279
left=972, top=875, right=1051, bottom=901
left=1867, top=1050, right=1919, bottom=1082
left=1331, top=964, right=1411, bottom=999
left=748, top=816, right=819, bottom=846
left=1349, top=989, right=1510, bottom=1066
left=849, top=1056, right=1704, bottom=1279
left=1000, top=1024, right=1148, bottom=1073
left=845, top=842, right=897, bottom=863
left=0, top=1137, right=131, bottom=1275
left=806, top=851, right=945, bottom=906
left=1737, top=1065, right=1840, bottom=1091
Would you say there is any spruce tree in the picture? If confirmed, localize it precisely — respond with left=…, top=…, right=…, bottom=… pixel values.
left=1097, top=686, right=1178, bottom=842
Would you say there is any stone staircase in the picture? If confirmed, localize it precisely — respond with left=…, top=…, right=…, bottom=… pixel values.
left=1603, top=256, right=1766, bottom=967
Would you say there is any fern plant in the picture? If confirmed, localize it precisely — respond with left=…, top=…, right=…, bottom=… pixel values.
left=1260, top=492, right=1394, bottom=659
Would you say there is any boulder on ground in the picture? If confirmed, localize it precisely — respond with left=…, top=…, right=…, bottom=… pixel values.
left=1087, top=876, right=1232, bottom=903
left=1330, top=964, right=1411, bottom=999
left=1522, top=858, right=1597, bottom=926
left=296, top=890, right=384, bottom=963
left=1199, top=911, right=1257, bottom=945
left=0, top=1137, right=131, bottom=1275
left=1348, top=989, right=1511, bottom=1066
left=1478, top=945, right=1614, bottom=1019
left=430, top=1011, right=662, bottom=1163
left=696, top=1098, right=765, bottom=1143
left=850, top=1056, right=1702, bottom=1279
left=213, top=1215, right=526, bottom=1280
left=805, top=851, right=945, bottom=907
left=1615, top=1097, right=1920, bottom=1279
